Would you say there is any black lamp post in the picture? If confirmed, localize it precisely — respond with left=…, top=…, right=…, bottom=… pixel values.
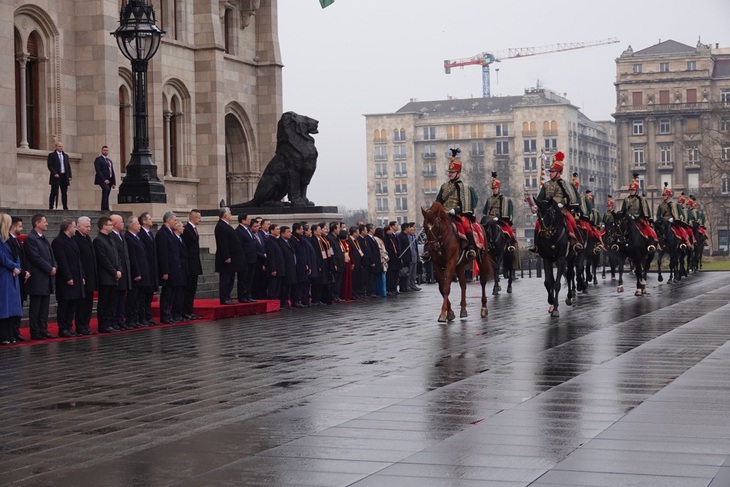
left=111, top=0, right=166, bottom=204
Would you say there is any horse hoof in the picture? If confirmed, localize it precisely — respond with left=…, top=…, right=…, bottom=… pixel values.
left=617, top=286, right=623, bottom=293
left=548, top=305, right=554, bottom=314
left=658, top=275, right=664, bottom=282
left=438, top=316, right=447, bottom=323
left=480, top=308, right=487, bottom=318
left=635, top=290, right=642, bottom=296
left=642, top=289, right=648, bottom=295
left=447, top=311, right=456, bottom=321
left=551, top=309, right=560, bottom=318
left=492, top=289, right=499, bottom=296
left=507, top=285, right=512, bottom=293
left=565, top=298, right=573, bottom=306
left=602, top=275, right=606, bottom=280
left=460, top=309, right=468, bottom=318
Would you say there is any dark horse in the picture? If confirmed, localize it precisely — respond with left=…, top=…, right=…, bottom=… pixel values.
left=655, top=219, right=686, bottom=284
left=481, top=218, right=516, bottom=295
left=422, top=202, right=495, bottom=322
left=613, top=212, right=656, bottom=296
left=601, top=217, right=626, bottom=288
left=534, top=199, right=572, bottom=317
left=689, top=223, right=707, bottom=273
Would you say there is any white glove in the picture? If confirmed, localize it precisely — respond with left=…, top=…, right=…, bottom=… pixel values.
left=668, top=217, right=673, bottom=222
left=493, top=217, right=498, bottom=221
left=448, top=209, right=456, bottom=215
left=557, top=203, right=564, bottom=208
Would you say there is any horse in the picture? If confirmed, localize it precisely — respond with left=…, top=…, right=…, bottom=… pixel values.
left=689, top=223, right=707, bottom=273
left=601, top=217, right=626, bottom=288
left=534, top=199, right=572, bottom=317
left=655, top=219, right=686, bottom=284
left=422, top=203, right=495, bottom=322
left=612, top=211, right=656, bottom=296
left=481, top=218, right=517, bottom=295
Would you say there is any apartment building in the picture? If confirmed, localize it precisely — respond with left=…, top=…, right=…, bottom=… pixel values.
left=365, top=89, right=616, bottom=245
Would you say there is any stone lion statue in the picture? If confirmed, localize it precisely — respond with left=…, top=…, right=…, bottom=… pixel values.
left=238, top=111, right=319, bottom=207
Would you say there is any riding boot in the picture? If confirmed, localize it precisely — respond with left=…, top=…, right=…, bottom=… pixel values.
left=465, top=232, right=477, bottom=261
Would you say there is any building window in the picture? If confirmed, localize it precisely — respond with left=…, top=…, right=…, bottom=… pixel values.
left=393, top=145, right=407, bottom=160
left=687, top=61, right=696, bottom=71
left=722, top=175, right=730, bottom=195
left=659, top=144, right=672, bottom=165
left=394, top=162, right=407, bottom=176
left=659, top=90, right=670, bottom=104
left=686, top=89, right=697, bottom=104
left=423, top=179, right=438, bottom=194
left=722, top=146, right=730, bottom=161
left=375, top=182, right=388, bottom=195
left=659, top=118, right=671, bottom=134
left=393, top=128, right=406, bottom=142
left=423, top=126, right=436, bottom=140
left=446, top=125, right=460, bottom=139
left=722, top=90, right=730, bottom=106
left=659, top=62, right=669, bottom=73
left=631, top=92, right=642, bottom=106
left=375, top=163, right=387, bottom=178
left=470, top=141, right=484, bottom=156
left=374, top=146, right=388, bottom=161
left=373, top=129, right=386, bottom=143
left=687, top=146, right=699, bottom=165
left=686, top=117, right=699, bottom=133
left=633, top=63, right=642, bottom=73
left=495, top=123, right=509, bottom=137
left=376, top=198, right=389, bottom=212
left=523, top=139, right=537, bottom=154
left=496, top=141, right=509, bottom=155
left=394, top=180, right=408, bottom=194
left=522, top=121, right=537, bottom=136
left=160, top=0, right=179, bottom=41
left=632, top=120, right=644, bottom=135
left=688, top=173, right=699, bottom=193
left=633, top=147, right=645, bottom=165
left=470, top=124, right=484, bottom=138
left=423, top=144, right=436, bottom=159
left=524, top=157, right=537, bottom=172
left=423, top=164, right=436, bottom=177
left=544, top=138, right=557, bottom=151
left=395, top=197, right=408, bottom=212
left=15, top=29, right=45, bottom=149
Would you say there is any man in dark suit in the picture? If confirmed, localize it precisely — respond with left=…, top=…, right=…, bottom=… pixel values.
left=181, top=210, right=203, bottom=319
left=171, top=222, right=189, bottom=321
left=8, top=217, right=30, bottom=341
left=326, top=222, right=344, bottom=302
left=110, top=214, right=132, bottom=329
left=156, top=211, right=183, bottom=323
left=264, top=224, right=284, bottom=302
left=348, top=227, right=364, bottom=299
left=214, top=207, right=243, bottom=305
left=94, top=217, right=121, bottom=333
left=24, top=214, right=58, bottom=339
left=93, top=145, right=116, bottom=211
left=47, top=141, right=72, bottom=210
left=73, top=216, right=98, bottom=335
left=124, top=216, right=150, bottom=328
left=236, top=214, right=258, bottom=303
left=385, top=223, right=401, bottom=295
left=51, top=219, right=85, bottom=337
left=289, top=223, right=309, bottom=308
left=279, top=226, right=297, bottom=309
left=138, top=212, right=159, bottom=325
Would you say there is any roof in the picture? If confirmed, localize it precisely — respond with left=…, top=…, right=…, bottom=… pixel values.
left=395, top=92, right=567, bottom=118
left=633, top=40, right=696, bottom=57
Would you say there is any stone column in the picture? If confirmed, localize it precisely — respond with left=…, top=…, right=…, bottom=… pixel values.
left=17, top=55, right=29, bottom=149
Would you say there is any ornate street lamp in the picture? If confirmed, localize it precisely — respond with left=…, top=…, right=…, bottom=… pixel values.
left=111, top=0, right=167, bottom=204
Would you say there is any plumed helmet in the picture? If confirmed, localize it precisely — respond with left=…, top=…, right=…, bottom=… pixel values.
left=571, top=172, right=579, bottom=188
left=678, top=192, right=686, bottom=205
left=686, top=195, right=694, bottom=206
left=607, top=195, right=614, bottom=208
left=628, top=172, right=640, bottom=190
left=585, top=189, right=593, bottom=203
left=448, top=147, right=462, bottom=172
left=549, top=151, right=565, bottom=172
left=662, top=182, right=672, bottom=197
left=491, top=171, right=500, bottom=189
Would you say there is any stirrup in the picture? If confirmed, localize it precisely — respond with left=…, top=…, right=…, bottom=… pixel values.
left=465, top=248, right=477, bottom=261
left=572, top=243, right=583, bottom=252
left=422, top=251, right=431, bottom=262
left=647, top=244, right=657, bottom=252
left=507, top=245, right=516, bottom=252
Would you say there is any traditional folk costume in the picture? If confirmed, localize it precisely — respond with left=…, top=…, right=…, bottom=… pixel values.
left=620, top=175, right=658, bottom=243
left=655, top=183, right=692, bottom=246
left=483, top=172, right=516, bottom=242
left=533, top=151, right=580, bottom=241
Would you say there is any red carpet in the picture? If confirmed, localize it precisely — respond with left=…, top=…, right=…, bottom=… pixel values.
left=4, top=299, right=280, bottom=348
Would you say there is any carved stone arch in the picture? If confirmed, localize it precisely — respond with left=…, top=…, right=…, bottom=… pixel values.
left=224, top=102, right=258, bottom=205
left=118, top=67, right=134, bottom=172
left=162, top=78, right=192, bottom=177
left=14, top=4, right=61, bottom=148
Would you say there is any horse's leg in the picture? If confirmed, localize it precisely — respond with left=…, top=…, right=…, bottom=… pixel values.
left=457, top=264, right=468, bottom=319
left=544, top=259, right=554, bottom=310
left=479, top=256, right=489, bottom=318
left=634, top=257, right=644, bottom=296
left=444, top=263, right=456, bottom=322
left=657, top=251, right=664, bottom=282
left=616, top=256, right=624, bottom=292
left=552, top=258, right=564, bottom=317
left=436, top=265, right=450, bottom=323
left=492, top=253, right=501, bottom=295
left=506, top=255, right=513, bottom=294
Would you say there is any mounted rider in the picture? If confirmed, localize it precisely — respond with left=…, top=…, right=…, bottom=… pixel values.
left=619, top=173, right=659, bottom=245
left=655, top=183, right=691, bottom=247
left=602, top=194, right=615, bottom=228
left=692, top=197, right=708, bottom=243
left=570, top=173, right=605, bottom=248
left=529, top=151, right=581, bottom=251
left=483, top=172, right=516, bottom=252
left=435, top=148, right=478, bottom=260
left=677, top=193, right=695, bottom=246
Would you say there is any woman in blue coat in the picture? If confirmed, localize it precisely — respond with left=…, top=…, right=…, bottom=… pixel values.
left=1, top=213, right=23, bottom=344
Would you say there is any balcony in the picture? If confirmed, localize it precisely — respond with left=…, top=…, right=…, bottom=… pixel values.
left=422, top=168, right=437, bottom=177
left=423, top=152, right=437, bottom=160
left=394, top=171, right=407, bottom=178
left=522, top=130, right=537, bottom=137
left=658, top=161, right=673, bottom=170
left=423, top=187, right=438, bottom=194
left=543, top=130, right=558, bottom=136
left=630, top=162, right=646, bottom=171
left=685, top=160, right=701, bottom=170
left=614, top=101, right=711, bottom=116
left=393, top=154, right=407, bottom=161
left=374, top=172, right=388, bottom=179
left=374, top=154, right=388, bottom=161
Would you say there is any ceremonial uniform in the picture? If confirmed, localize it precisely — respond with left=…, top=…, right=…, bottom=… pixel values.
left=483, top=173, right=515, bottom=241
left=620, top=177, right=658, bottom=242
left=656, top=185, right=692, bottom=246
left=435, top=148, right=478, bottom=259
left=533, top=151, right=580, bottom=241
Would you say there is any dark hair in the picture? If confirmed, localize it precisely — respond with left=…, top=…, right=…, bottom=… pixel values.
left=349, top=226, right=358, bottom=236
left=280, top=225, right=290, bottom=234
left=238, top=214, right=248, bottom=223
left=374, top=227, right=385, bottom=240
left=138, top=212, right=150, bottom=225
left=318, top=222, right=326, bottom=229
left=389, top=221, right=397, bottom=227
left=365, top=223, right=374, bottom=232
left=31, top=213, right=45, bottom=228
left=59, top=218, right=74, bottom=233
left=268, top=223, right=278, bottom=232
left=329, top=222, right=339, bottom=233
left=292, top=222, right=302, bottom=232
left=358, top=224, right=366, bottom=233
left=401, top=222, right=408, bottom=232
left=302, top=224, right=309, bottom=232
left=98, top=216, right=111, bottom=230
left=11, top=216, right=23, bottom=225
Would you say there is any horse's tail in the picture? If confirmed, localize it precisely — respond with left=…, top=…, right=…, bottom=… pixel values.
left=475, top=221, right=497, bottom=282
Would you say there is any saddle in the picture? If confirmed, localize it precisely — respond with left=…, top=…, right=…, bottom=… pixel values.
left=453, top=218, right=485, bottom=250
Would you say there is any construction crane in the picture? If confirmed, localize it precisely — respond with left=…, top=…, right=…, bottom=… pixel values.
left=444, top=38, right=620, bottom=98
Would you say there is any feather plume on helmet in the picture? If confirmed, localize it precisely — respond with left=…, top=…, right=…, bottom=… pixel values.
left=662, top=181, right=672, bottom=197
left=549, top=151, right=565, bottom=172
left=448, top=147, right=462, bottom=172
left=491, top=171, right=501, bottom=189
left=628, top=172, right=640, bottom=190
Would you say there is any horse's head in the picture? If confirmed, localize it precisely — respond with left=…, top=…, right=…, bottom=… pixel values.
left=536, top=199, right=561, bottom=230
left=422, top=201, right=447, bottom=233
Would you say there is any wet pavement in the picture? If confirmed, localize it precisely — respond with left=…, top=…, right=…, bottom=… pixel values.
left=1, top=271, right=730, bottom=486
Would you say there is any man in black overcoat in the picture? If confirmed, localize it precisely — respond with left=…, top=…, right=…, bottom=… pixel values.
left=47, top=141, right=72, bottom=210
left=289, top=223, right=309, bottom=307
left=110, top=214, right=132, bottom=329
left=236, top=215, right=258, bottom=303
left=348, top=227, right=364, bottom=299
left=279, top=226, right=297, bottom=309
left=73, top=216, right=98, bottom=335
left=264, top=224, right=285, bottom=302
left=124, top=216, right=149, bottom=327
left=24, top=214, right=57, bottom=339
left=326, top=222, right=345, bottom=302
left=181, top=210, right=203, bottom=319
left=93, top=217, right=121, bottom=333
left=214, top=207, right=243, bottom=305
left=384, top=225, right=401, bottom=295
left=138, top=212, right=159, bottom=325
left=51, top=219, right=85, bottom=337
left=156, top=211, right=183, bottom=324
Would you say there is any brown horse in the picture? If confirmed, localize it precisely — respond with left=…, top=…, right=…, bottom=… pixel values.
left=421, top=202, right=495, bottom=322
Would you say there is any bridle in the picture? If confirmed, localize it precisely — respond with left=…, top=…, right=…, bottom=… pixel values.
left=424, top=209, right=457, bottom=260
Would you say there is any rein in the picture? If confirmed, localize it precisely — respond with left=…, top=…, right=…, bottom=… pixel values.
left=424, top=211, right=458, bottom=267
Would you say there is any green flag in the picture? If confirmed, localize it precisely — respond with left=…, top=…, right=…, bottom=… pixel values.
left=320, top=0, right=334, bottom=8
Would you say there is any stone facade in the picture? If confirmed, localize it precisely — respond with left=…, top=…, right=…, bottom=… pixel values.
left=365, top=89, right=616, bottom=246
left=614, top=39, right=730, bottom=250
left=1, top=0, right=282, bottom=217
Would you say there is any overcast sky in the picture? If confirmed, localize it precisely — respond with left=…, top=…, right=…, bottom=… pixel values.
left=278, top=0, right=730, bottom=210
